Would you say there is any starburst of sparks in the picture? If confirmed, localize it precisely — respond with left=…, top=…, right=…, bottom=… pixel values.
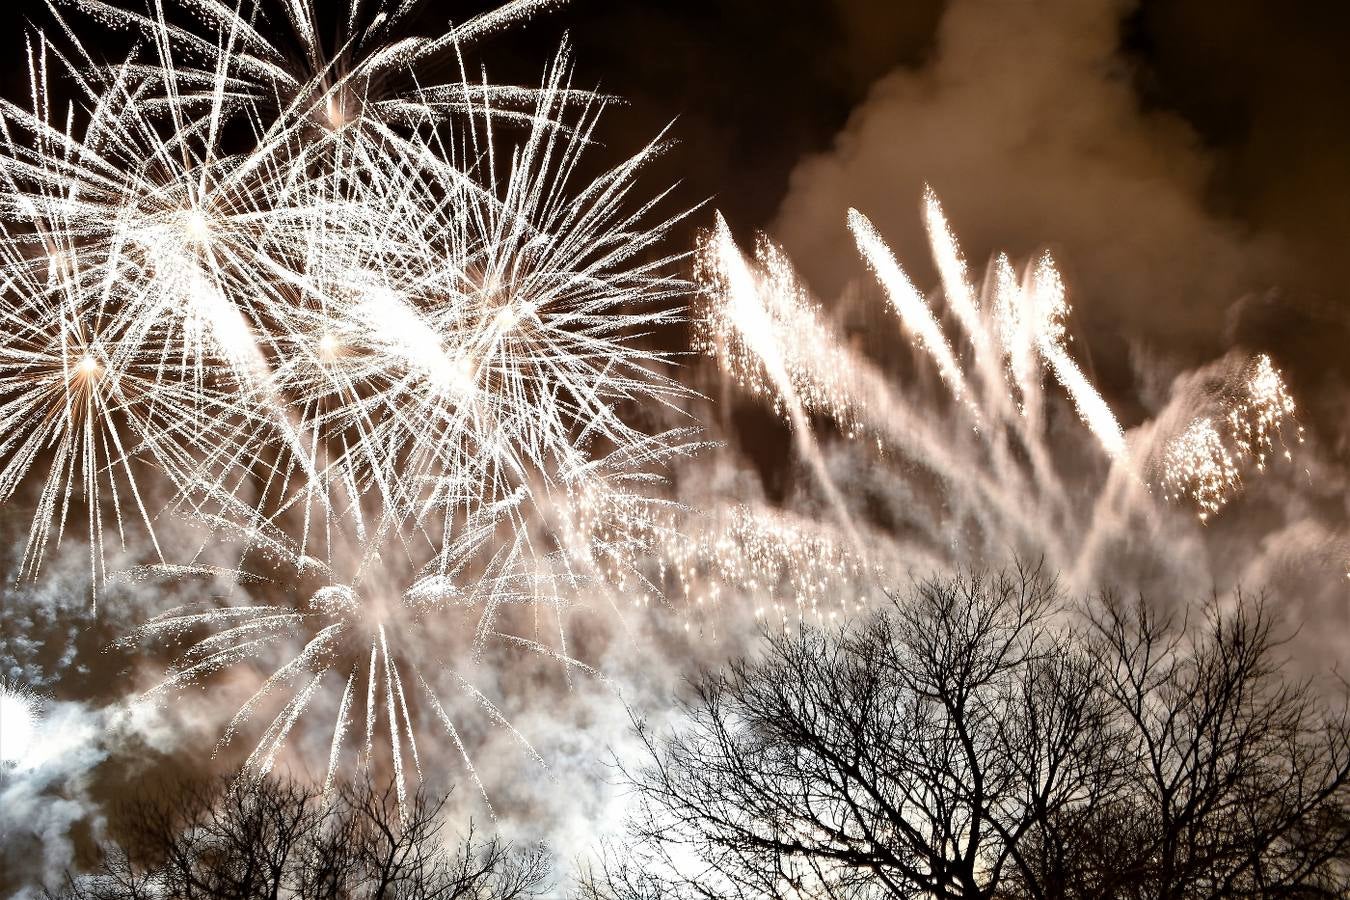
left=0, top=0, right=701, bottom=794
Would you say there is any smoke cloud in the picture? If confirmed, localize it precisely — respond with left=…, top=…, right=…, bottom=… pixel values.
left=775, top=0, right=1286, bottom=378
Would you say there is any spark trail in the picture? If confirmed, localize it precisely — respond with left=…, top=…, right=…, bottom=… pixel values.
left=694, top=192, right=1305, bottom=597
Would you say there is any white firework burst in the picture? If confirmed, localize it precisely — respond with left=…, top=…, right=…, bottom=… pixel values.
left=0, top=0, right=699, bottom=793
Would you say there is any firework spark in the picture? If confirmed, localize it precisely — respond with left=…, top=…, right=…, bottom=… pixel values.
left=1230, top=353, right=1303, bottom=470
left=695, top=192, right=1303, bottom=588
left=1161, top=418, right=1241, bottom=521
left=1157, top=353, right=1302, bottom=520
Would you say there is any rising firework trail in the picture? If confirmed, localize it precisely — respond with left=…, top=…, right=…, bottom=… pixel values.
left=695, top=192, right=1305, bottom=594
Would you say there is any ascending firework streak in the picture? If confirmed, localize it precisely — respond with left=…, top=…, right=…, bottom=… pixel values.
left=696, top=192, right=1301, bottom=582
left=0, top=0, right=698, bottom=792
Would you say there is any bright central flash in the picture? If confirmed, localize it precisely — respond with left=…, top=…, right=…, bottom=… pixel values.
left=77, top=354, right=100, bottom=378
left=183, top=210, right=212, bottom=242
left=318, top=332, right=340, bottom=358
left=0, top=687, right=38, bottom=766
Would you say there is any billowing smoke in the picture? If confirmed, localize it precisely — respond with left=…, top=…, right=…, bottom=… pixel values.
left=776, top=0, right=1284, bottom=368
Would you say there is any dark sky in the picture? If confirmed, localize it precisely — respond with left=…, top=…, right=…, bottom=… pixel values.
left=448, top=0, right=1350, bottom=446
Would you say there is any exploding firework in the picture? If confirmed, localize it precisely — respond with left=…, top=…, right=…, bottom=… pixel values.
left=126, top=492, right=555, bottom=810
left=0, top=0, right=704, bottom=791
left=0, top=680, right=42, bottom=768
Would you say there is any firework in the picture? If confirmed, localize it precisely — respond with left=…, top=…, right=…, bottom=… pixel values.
left=0, top=0, right=702, bottom=793
left=0, top=680, right=42, bottom=768
left=0, top=0, right=693, bottom=554
left=1157, top=353, right=1302, bottom=520
left=1161, top=418, right=1240, bottom=521
left=1229, top=354, right=1303, bottom=470
left=127, top=487, right=556, bottom=810
left=696, top=213, right=861, bottom=433
left=695, top=191, right=1303, bottom=586
left=849, top=207, right=968, bottom=403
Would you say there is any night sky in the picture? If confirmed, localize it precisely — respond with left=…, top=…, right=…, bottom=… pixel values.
left=472, top=0, right=1350, bottom=444
left=4, top=0, right=1350, bottom=895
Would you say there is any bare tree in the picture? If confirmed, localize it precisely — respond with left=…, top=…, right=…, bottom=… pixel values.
left=49, top=772, right=549, bottom=900
left=1062, top=593, right=1350, bottom=899
left=609, top=571, right=1350, bottom=900
left=615, top=567, right=1117, bottom=899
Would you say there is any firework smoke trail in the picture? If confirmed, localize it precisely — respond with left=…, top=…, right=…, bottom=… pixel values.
left=696, top=213, right=864, bottom=557
left=851, top=204, right=1075, bottom=548
left=1022, top=252, right=1127, bottom=459
left=697, top=193, right=1304, bottom=590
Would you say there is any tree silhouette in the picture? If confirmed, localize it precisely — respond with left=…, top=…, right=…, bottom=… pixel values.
left=49, top=773, right=549, bottom=900
left=606, top=570, right=1350, bottom=899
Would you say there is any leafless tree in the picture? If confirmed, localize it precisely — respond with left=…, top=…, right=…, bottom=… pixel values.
left=1056, top=593, right=1350, bottom=899
left=613, top=567, right=1115, bottom=899
left=49, top=772, right=549, bottom=900
left=607, top=570, right=1350, bottom=900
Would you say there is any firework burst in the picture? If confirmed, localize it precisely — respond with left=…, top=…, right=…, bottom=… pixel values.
left=0, top=0, right=704, bottom=793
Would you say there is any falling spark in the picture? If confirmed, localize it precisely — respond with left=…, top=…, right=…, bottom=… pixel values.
left=1229, top=354, right=1303, bottom=470
left=1161, top=418, right=1240, bottom=521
